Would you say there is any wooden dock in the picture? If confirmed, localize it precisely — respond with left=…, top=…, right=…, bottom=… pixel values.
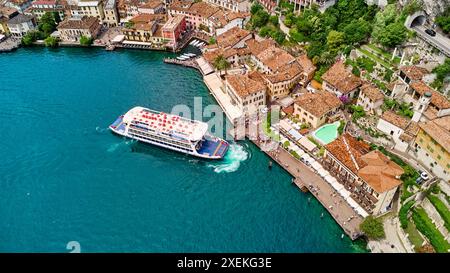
left=163, top=57, right=204, bottom=74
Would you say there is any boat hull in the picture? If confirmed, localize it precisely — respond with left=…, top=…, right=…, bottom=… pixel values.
left=109, top=123, right=228, bottom=160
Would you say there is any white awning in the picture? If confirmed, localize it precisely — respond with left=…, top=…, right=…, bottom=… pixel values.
left=301, top=153, right=311, bottom=161
left=346, top=197, right=359, bottom=209
left=279, top=119, right=293, bottom=132
left=311, top=161, right=322, bottom=171
left=325, top=175, right=335, bottom=184
left=338, top=188, right=351, bottom=199
left=288, top=129, right=302, bottom=141
left=331, top=180, right=344, bottom=192
left=298, top=137, right=317, bottom=152
left=112, top=34, right=125, bottom=43
left=123, top=40, right=152, bottom=46
left=356, top=206, right=369, bottom=218
left=318, top=167, right=328, bottom=178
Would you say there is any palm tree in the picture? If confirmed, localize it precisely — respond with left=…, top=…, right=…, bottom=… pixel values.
left=213, top=55, right=231, bottom=75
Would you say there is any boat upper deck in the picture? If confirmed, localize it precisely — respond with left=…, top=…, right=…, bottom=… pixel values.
left=122, top=107, right=208, bottom=141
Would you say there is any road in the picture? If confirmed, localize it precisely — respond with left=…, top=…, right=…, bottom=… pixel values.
left=413, top=25, right=450, bottom=57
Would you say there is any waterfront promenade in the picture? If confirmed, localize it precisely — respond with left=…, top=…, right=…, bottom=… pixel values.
left=250, top=136, right=364, bottom=240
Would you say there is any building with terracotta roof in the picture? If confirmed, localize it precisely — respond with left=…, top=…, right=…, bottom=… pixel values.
left=323, top=133, right=403, bottom=215
left=377, top=110, right=409, bottom=136
left=215, top=25, right=251, bottom=49
left=24, top=0, right=67, bottom=21
left=161, top=14, right=186, bottom=48
left=167, top=0, right=249, bottom=35
left=413, top=116, right=450, bottom=181
left=0, top=6, right=19, bottom=34
left=4, top=0, right=33, bottom=12
left=408, top=81, right=450, bottom=117
left=138, top=0, right=164, bottom=14
left=225, top=74, right=266, bottom=114
left=296, top=54, right=316, bottom=86
left=262, top=61, right=302, bottom=101
left=57, top=16, right=101, bottom=42
left=376, top=110, right=421, bottom=152
left=244, top=38, right=275, bottom=57
left=356, top=82, right=385, bottom=114
left=121, top=13, right=166, bottom=43
left=293, top=91, right=342, bottom=128
left=398, top=65, right=429, bottom=84
left=322, top=60, right=362, bottom=98
left=252, top=45, right=296, bottom=74
left=103, top=0, right=120, bottom=27
left=6, top=13, right=36, bottom=37
left=69, top=0, right=105, bottom=21
left=205, top=0, right=250, bottom=12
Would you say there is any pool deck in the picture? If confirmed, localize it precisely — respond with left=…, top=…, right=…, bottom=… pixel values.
left=248, top=128, right=364, bottom=240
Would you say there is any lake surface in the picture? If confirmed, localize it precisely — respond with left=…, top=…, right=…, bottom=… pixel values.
left=0, top=47, right=366, bottom=252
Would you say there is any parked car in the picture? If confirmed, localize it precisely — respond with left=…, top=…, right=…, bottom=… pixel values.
left=420, top=171, right=429, bottom=181
left=425, top=29, right=436, bottom=37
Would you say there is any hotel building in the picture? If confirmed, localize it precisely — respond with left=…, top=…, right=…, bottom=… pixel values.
left=225, top=73, right=266, bottom=115
left=57, top=16, right=101, bottom=42
left=293, top=91, right=342, bottom=129
left=323, top=134, right=404, bottom=216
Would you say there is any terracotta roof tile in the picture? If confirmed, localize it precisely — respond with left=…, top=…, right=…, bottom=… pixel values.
left=360, top=82, right=384, bottom=102
left=325, top=133, right=371, bottom=174
left=358, top=151, right=403, bottom=193
left=226, top=74, right=266, bottom=99
left=322, top=61, right=362, bottom=94
left=410, top=81, right=450, bottom=109
left=380, top=111, right=409, bottom=130
left=419, top=116, right=450, bottom=152
left=400, top=65, right=428, bottom=81
left=295, top=91, right=342, bottom=118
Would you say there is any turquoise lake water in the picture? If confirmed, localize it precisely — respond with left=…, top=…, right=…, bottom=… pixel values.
left=0, top=48, right=366, bottom=252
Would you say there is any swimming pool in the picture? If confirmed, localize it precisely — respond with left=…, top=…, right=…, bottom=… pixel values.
left=313, top=121, right=340, bottom=145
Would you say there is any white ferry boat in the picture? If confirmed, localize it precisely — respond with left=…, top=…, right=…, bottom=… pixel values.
left=109, top=106, right=229, bottom=159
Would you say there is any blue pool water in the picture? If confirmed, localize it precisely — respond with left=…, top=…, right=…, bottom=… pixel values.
left=313, top=122, right=340, bottom=145
left=0, top=48, right=366, bottom=252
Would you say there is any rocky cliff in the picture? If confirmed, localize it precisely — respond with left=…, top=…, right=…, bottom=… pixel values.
left=399, top=0, right=450, bottom=18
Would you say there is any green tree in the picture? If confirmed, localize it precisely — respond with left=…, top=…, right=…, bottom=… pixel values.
left=377, top=22, right=407, bottom=48
left=53, top=11, right=61, bottom=24
left=436, top=10, right=450, bottom=33
left=259, top=26, right=271, bottom=37
left=38, top=12, right=57, bottom=38
left=250, top=3, right=263, bottom=15
left=372, top=4, right=398, bottom=39
left=213, top=55, right=231, bottom=75
left=79, top=35, right=93, bottom=46
left=343, top=19, right=371, bottom=45
left=21, top=31, right=40, bottom=46
left=327, top=30, right=345, bottom=52
left=431, top=58, right=450, bottom=91
left=251, top=10, right=269, bottom=29
left=269, top=15, right=279, bottom=26
left=44, top=36, right=58, bottom=47
left=270, top=30, right=286, bottom=45
left=124, top=21, right=134, bottom=28
left=360, top=216, right=385, bottom=240
left=208, top=37, right=216, bottom=45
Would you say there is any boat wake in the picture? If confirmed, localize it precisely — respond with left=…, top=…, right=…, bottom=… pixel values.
left=207, top=143, right=248, bottom=173
left=107, top=139, right=136, bottom=153
left=95, top=126, right=108, bottom=134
